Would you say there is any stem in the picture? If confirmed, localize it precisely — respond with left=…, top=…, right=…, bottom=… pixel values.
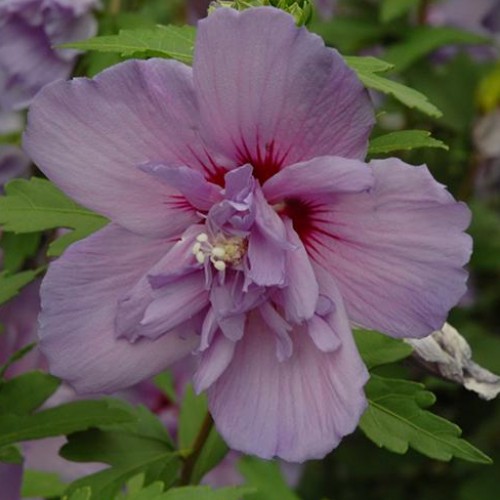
left=180, top=412, right=214, bottom=485
left=417, top=0, right=430, bottom=25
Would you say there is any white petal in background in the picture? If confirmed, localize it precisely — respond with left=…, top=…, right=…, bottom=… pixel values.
left=406, top=322, right=500, bottom=401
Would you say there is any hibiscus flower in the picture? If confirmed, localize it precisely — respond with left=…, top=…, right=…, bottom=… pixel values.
left=23, top=7, right=472, bottom=462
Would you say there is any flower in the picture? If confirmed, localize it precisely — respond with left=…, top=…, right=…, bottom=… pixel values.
left=0, top=111, right=30, bottom=191
left=0, top=462, right=22, bottom=500
left=0, top=144, right=31, bottom=191
left=24, top=6, right=472, bottom=462
left=427, top=0, right=500, bottom=60
left=428, top=0, right=500, bottom=37
left=0, top=0, right=99, bottom=111
left=314, top=0, right=337, bottom=20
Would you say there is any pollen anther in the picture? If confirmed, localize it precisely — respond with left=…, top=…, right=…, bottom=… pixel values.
left=192, top=232, right=247, bottom=272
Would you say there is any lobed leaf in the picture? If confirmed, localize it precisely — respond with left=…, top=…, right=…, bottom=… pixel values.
left=344, top=55, right=394, bottom=74
left=64, top=487, right=92, bottom=500
left=61, top=404, right=179, bottom=499
left=353, top=329, right=413, bottom=369
left=178, top=385, right=229, bottom=484
left=0, top=178, right=108, bottom=256
left=21, top=470, right=66, bottom=499
left=0, top=232, right=41, bottom=273
left=0, top=343, right=37, bottom=379
left=153, top=371, right=177, bottom=405
left=379, top=0, right=419, bottom=23
left=360, top=375, right=492, bottom=464
left=0, top=371, right=60, bottom=414
left=0, top=445, right=22, bottom=464
left=62, top=25, right=196, bottom=64
left=161, top=486, right=255, bottom=500
left=0, top=268, right=44, bottom=305
left=0, top=400, right=135, bottom=448
left=384, top=27, right=489, bottom=72
left=368, top=130, right=448, bottom=155
left=238, top=457, right=300, bottom=500
left=346, top=56, right=442, bottom=117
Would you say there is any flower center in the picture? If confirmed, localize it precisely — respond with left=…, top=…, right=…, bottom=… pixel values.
left=192, top=232, right=247, bottom=272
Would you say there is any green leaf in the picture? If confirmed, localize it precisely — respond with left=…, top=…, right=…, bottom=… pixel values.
left=345, top=56, right=442, bottom=117
left=63, top=25, right=196, bottom=64
left=359, top=375, right=493, bottom=463
left=356, top=70, right=442, bottom=117
left=21, top=470, right=66, bottom=498
left=153, top=371, right=177, bottom=404
left=379, top=0, right=419, bottom=23
left=61, top=404, right=179, bottom=499
left=311, top=17, right=387, bottom=54
left=0, top=399, right=135, bottom=447
left=0, top=131, right=22, bottom=146
left=0, top=343, right=37, bottom=379
left=0, top=268, right=44, bottom=305
left=64, top=487, right=92, bottom=500
left=0, top=178, right=108, bottom=256
left=353, top=330, right=413, bottom=369
left=178, top=385, right=207, bottom=451
left=405, top=53, right=488, bottom=132
left=123, top=480, right=165, bottom=500
left=368, top=130, right=448, bottom=155
left=0, top=232, right=41, bottom=273
left=162, top=486, right=255, bottom=500
left=0, top=371, right=60, bottom=414
left=384, top=27, right=489, bottom=72
left=238, top=456, right=300, bottom=500
left=344, top=55, right=394, bottom=74
left=178, top=385, right=229, bottom=484
left=0, top=445, right=23, bottom=464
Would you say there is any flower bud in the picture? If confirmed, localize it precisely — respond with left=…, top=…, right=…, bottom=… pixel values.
left=209, top=0, right=313, bottom=25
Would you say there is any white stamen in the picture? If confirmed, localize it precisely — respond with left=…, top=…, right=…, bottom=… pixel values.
left=213, top=260, right=226, bottom=272
left=211, top=246, right=226, bottom=258
left=192, top=231, right=246, bottom=273
left=196, top=251, right=206, bottom=264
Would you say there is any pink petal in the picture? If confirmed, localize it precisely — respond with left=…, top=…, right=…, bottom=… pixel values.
left=194, top=7, right=374, bottom=183
left=277, top=219, right=319, bottom=323
left=207, top=308, right=368, bottom=462
left=306, top=159, right=472, bottom=338
left=247, top=188, right=288, bottom=287
left=263, top=156, right=374, bottom=204
left=193, top=333, right=236, bottom=393
left=308, top=315, right=341, bottom=352
left=39, top=224, right=199, bottom=393
left=116, top=225, right=205, bottom=341
left=140, top=163, right=222, bottom=211
left=139, top=272, right=209, bottom=340
left=24, top=58, right=216, bottom=237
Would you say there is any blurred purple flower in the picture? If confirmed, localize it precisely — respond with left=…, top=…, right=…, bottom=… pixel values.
left=0, top=462, right=22, bottom=500
left=0, top=144, right=31, bottom=191
left=0, top=0, right=99, bottom=111
left=429, top=0, right=500, bottom=36
left=315, top=0, right=337, bottom=20
left=24, top=7, right=472, bottom=462
left=187, top=0, right=211, bottom=24
left=428, top=0, right=500, bottom=60
left=0, top=281, right=43, bottom=376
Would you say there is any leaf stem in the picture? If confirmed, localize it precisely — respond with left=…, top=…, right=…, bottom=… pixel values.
left=180, top=411, right=214, bottom=485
